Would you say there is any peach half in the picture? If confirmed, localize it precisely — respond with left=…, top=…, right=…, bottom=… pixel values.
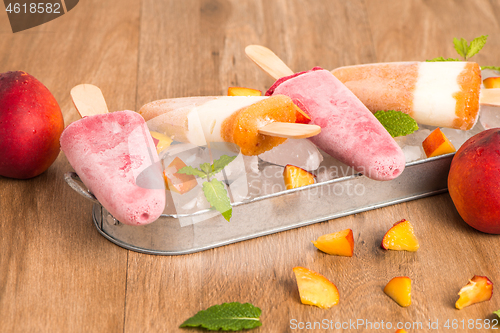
left=381, top=219, right=419, bottom=252
left=312, top=229, right=354, bottom=257
left=384, top=276, right=412, bottom=307
left=455, top=275, right=493, bottom=310
left=292, top=266, right=339, bottom=309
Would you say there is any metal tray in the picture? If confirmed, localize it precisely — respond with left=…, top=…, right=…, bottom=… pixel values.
left=65, top=151, right=454, bottom=255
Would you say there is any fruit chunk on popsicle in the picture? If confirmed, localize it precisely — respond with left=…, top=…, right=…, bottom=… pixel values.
left=61, top=85, right=165, bottom=226
left=139, top=95, right=318, bottom=156
left=331, top=62, right=482, bottom=130
left=266, top=67, right=406, bottom=181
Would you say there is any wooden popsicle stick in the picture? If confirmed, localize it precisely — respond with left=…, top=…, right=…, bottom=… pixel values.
left=245, top=45, right=320, bottom=138
left=258, top=122, right=321, bottom=139
left=480, top=88, right=500, bottom=107
left=245, top=45, right=294, bottom=80
left=70, top=84, right=109, bottom=117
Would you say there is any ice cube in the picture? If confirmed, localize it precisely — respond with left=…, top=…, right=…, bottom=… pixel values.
left=258, top=139, right=323, bottom=171
left=402, top=145, right=425, bottom=162
left=479, top=105, right=500, bottom=130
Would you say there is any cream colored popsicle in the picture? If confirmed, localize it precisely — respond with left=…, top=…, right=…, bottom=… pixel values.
left=139, top=95, right=308, bottom=156
left=331, top=62, right=482, bottom=130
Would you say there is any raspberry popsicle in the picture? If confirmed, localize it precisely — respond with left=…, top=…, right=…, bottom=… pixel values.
left=61, top=85, right=165, bottom=226
left=139, top=95, right=318, bottom=156
left=331, top=62, right=482, bottom=130
left=266, top=67, right=405, bottom=181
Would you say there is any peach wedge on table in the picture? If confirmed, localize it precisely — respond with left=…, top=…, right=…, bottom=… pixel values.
left=384, top=276, right=412, bottom=307
left=227, top=86, right=262, bottom=96
left=312, top=229, right=354, bottom=257
left=163, top=157, right=198, bottom=194
left=395, top=330, right=408, bottom=333
left=455, top=275, right=493, bottom=310
left=292, top=266, right=339, bottom=309
left=483, top=77, right=500, bottom=89
left=422, top=128, right=456, bottom=158
left=381, top=219, right=420, bottom=252
left=283, top=164, right=315, bottom=190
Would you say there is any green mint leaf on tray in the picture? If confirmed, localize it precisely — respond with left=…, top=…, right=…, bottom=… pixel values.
left=203, top=178, right=232, bottom=222
left=374, top=110, right=419, bottom=138
left=494, top=309, right=500, bottom=318
left=426, top=57, right=460, bottom=62
left=177, top=166, right=207, bottom=178
left=466, top=35, right=488, bottom=59
left=180, top=302, right=262, bottom=331
left=211, top=155, right=237, bottom=175
left=453, top=37, right=469, bottom=59
left=481, top=65, right=500, bottom=72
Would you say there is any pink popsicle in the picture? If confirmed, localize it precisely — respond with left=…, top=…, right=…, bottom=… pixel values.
left=266, top=67, right=405, bottom=181
left=60, top=110, right=165, bottom=225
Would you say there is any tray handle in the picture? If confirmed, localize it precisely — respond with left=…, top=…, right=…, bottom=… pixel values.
left=64, top=172, right=100, bottom=205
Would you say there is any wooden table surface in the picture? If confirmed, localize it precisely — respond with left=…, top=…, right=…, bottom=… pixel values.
left=2, top=1, right=500, bottom=332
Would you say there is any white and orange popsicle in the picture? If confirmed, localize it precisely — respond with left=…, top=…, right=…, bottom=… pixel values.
left=60, top=110, right=166, bottom=226
left=139, top=95, right=300, bottom=156
left=331, top=61, right=482, bottom=130
left=266, top=67, right=406, bottom=181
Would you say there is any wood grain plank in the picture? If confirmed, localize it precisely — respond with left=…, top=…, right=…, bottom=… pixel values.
left=0, top=0, right=142, bottom=332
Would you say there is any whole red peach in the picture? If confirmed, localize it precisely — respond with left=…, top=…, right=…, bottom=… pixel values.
left=448, top=129, right=500, bottom=233
left=0, top=71, right=64, bottom=179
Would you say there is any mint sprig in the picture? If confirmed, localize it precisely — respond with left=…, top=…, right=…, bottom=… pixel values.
left=374, top=110, right=419, bottom=137
left=427, top=35, right=499, bottom=70
left=180, top=302, right=262, bottom=331
left=178, top=155, right=237, bottom=222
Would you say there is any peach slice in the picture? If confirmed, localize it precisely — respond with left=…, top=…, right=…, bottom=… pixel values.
left=422, top=128, right=456, bottom=158
left=150, top=131, right=173, bottom=154
left=483, top=77, right=500, bottom=89
left=292, top=266, right=339, bottom=309
left=381, top=219, right=420, bottom=252
left=395, top=330, right=408, bottom=333
left=163, top=157, right=198, bottom=194
left=384, top=276, right=412, bottom=307
left=312, top=229, right=354, bottom=257
left=283, top=164, right=315, bottom=190
left=227, top=86, right=262, bottom=96
left=293, top=104, right=311, bottom=124
left=455, top=275, right=493, bottom=310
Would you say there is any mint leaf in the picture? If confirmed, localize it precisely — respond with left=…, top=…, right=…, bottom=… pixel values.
left=200, top=162, right=212, bottom=175
left=481, top=65, right=500, bottom=72
left=180, top=302, right=262, bottom=331
left=203, top=179, right=232, bottom=221
left=467, top=35, right=488, bottom=59
left=494, top=309, right=500, bottom=319
left=374, top=110, right=419, bottom=137
left=453, top=37, right=469, bottom=59
left=426, top=57, right=460, bottom=62
left=177, top=166, right=207, bottom=178
left=211, top=155, right=237, bottom=175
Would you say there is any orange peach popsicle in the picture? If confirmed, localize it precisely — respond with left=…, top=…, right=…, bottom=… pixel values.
left=332, top=62, right=482, bottom=130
